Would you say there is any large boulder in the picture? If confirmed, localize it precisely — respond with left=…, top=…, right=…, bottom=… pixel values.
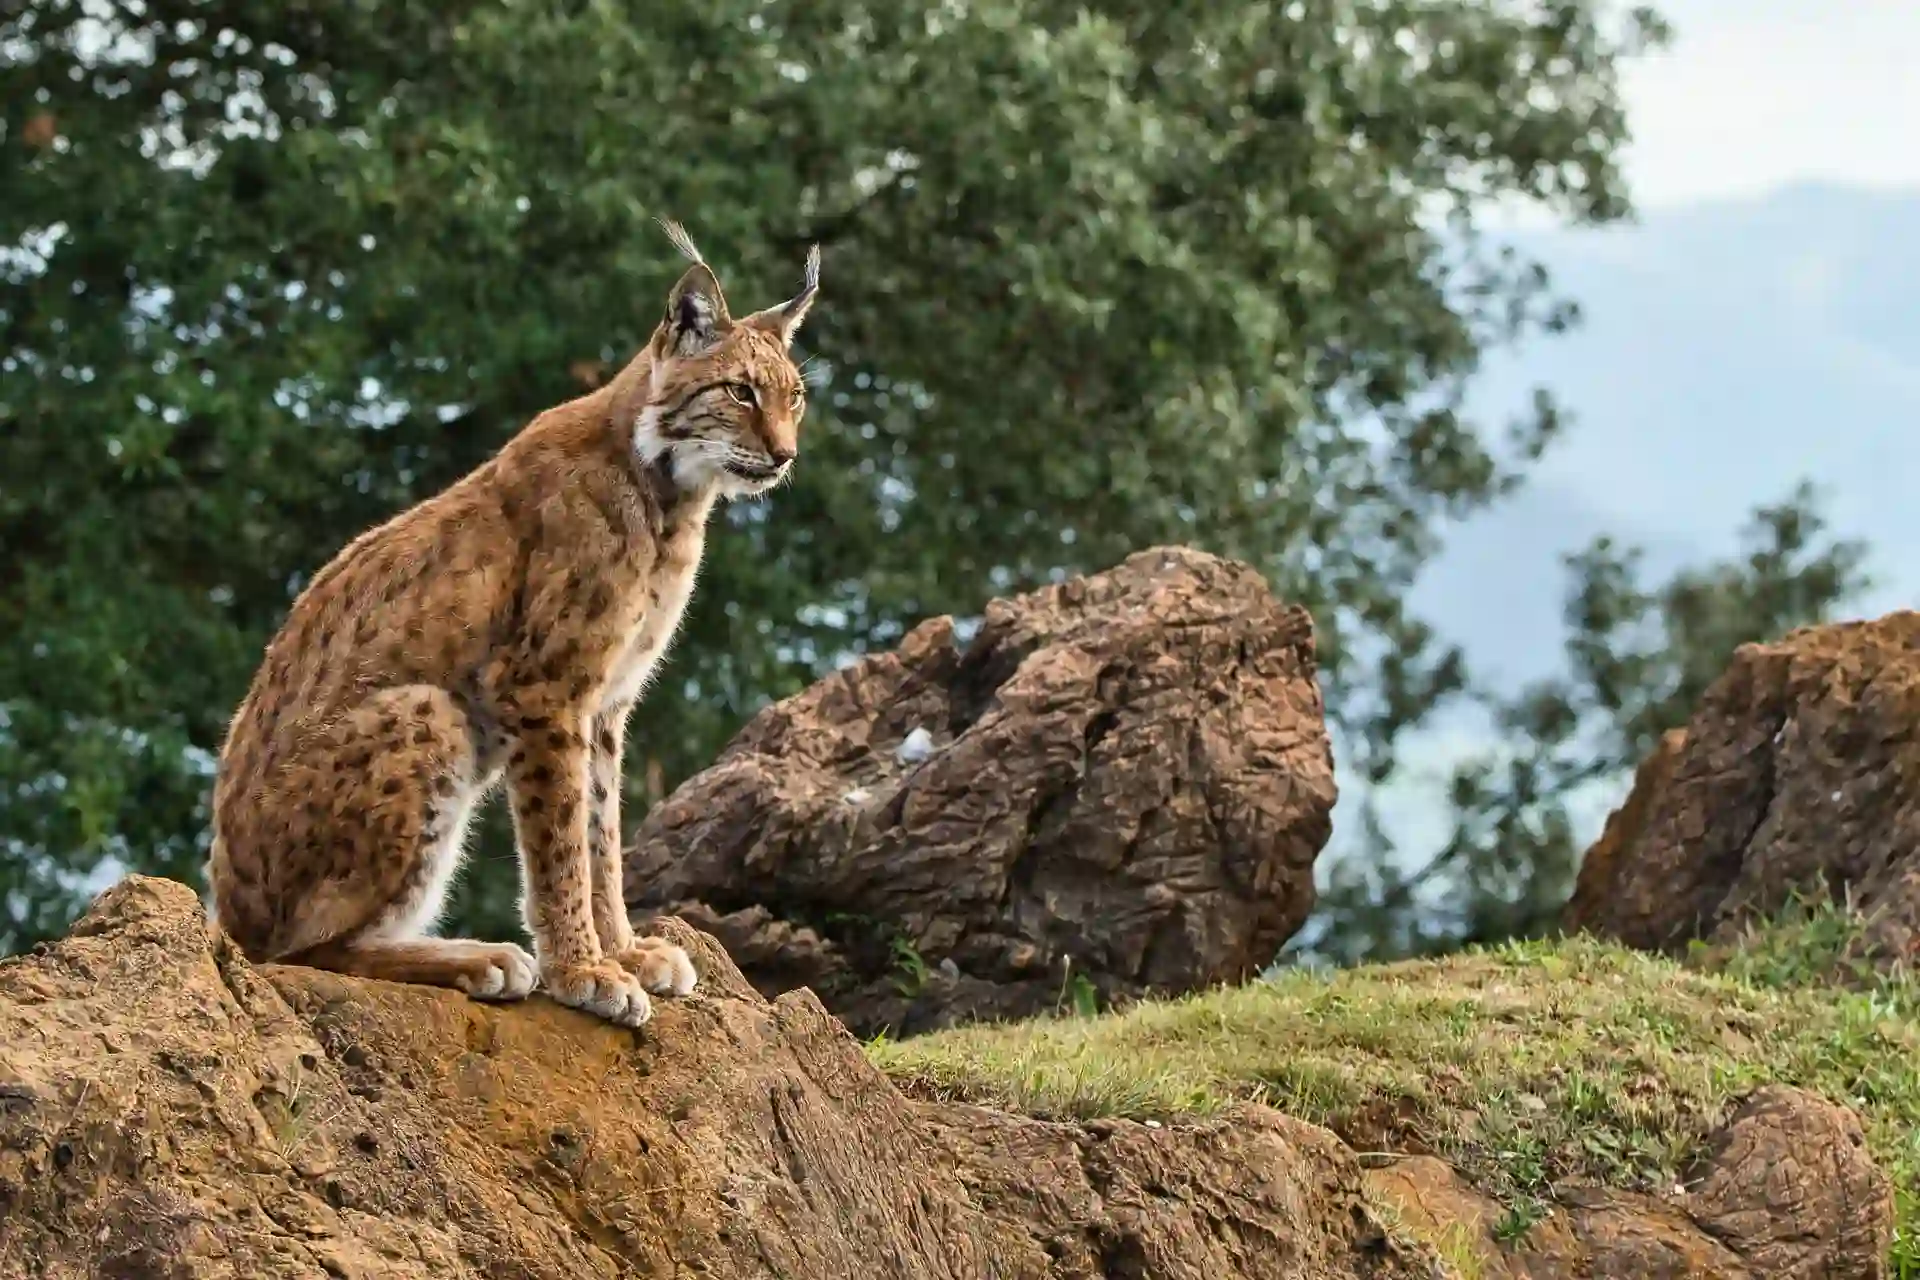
left=0, top=876, right=1434, bottom=1280
left=623, top=546, right=1336, bottom=1037
left=1564, top=613, right=1920, bottom=964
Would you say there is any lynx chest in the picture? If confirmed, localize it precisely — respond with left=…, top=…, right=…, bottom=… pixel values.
left=599, top=523, right=708, bottom=711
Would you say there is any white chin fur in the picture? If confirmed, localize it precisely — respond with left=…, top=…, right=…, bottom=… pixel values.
left=716, top=472, right=783, bottom=500
left=633, top=409, right=786, bottom=499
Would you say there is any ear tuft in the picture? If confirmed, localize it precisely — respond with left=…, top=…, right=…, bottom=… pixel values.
left=657, top=217, right=707, bottom=269
left=797, top=243, right=821, bottom=302
left=657, top=218, right=732, bottom=357
left=745, top=244, right=822, bottom=347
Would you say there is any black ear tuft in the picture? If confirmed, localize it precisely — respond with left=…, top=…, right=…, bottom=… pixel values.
left=744, top=244, right=822, bottom=347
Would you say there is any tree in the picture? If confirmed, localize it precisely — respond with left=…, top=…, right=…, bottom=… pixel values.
left=2, top=0, right=1666, bottom=952
left=1301, top=483, right=1873, bottom=966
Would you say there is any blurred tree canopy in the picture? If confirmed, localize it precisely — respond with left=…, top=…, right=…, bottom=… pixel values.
left=1, top=0, right=1858, bottom=958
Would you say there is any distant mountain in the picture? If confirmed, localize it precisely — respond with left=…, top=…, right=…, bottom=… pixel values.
left=1413, top=181, right=1920, bottom=689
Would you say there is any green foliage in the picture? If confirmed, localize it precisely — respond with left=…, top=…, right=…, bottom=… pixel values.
left=1697, top=891, right=1920, bottom=1020
left=1305, top=482, right=1872, bottom=966
left=1064, top=971, right=1101, bottom=1020
left=1, top=0, right=1671, bottom=950
left=1490, top=1200, right=1545, bottom=1244
left=889, top=935, right=931, bottom=999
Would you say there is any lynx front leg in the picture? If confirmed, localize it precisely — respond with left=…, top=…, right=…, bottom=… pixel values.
left=586, top=704, right=638, bottom=956
left=509, top=708, right=652, bottom=1027
left=590, top=705, right=697, bottom=998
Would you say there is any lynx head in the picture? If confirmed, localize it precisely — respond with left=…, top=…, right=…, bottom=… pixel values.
left=633, top=220, right=820, bottom=499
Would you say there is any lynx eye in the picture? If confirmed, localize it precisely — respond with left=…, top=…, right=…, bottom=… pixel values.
left=789, top=386, right=805, bottom=409
left=723, top=382, right=756, bottom=407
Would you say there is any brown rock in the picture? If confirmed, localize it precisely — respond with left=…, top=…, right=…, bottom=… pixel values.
left=1686, top=1085, right=1892, bottom=1278
left=0, top=876, right=1429, bottom=1280
left=1564, top=613, right=1920, bottom=965
left=625, top=546, right=1335, bottom=1036
left=1370, top=1156, right=1745, bottom=1279
left=1366, top=1086, right=1891, bottom=1278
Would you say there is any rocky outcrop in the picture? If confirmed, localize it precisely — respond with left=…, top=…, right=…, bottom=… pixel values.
left=623, top=546, right=1336, bottom=1037
left=0, top=877, right=1430, bottom=1279
left=2, top=878, right=1897, bottom=1279
left=1367, top=1085, right=1892, bottom=1279
left=1564, top=613, right=1920, bottom=965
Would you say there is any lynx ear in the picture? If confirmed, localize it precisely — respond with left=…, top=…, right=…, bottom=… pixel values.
left=664, top=264, right=730, bottom=356
left=657, top=219, right=730, bottom=356
left=745, top=244, right=821, bottom=347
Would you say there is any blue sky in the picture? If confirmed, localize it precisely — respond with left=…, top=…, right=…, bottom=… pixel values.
left=1356, top=0, right=1920, bottom=858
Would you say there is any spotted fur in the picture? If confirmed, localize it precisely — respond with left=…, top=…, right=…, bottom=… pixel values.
left=207, top=224, right=820, bottom=1028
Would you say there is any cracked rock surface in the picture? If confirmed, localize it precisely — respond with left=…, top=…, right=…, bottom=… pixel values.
left=0, top=876, right=1431, bottom=1280
left=1367, top=1085, right=1891, bottom=1279
left=624, top=546, right=1334, bottom=1037
left=1564, top=612, right=1920, bottom=968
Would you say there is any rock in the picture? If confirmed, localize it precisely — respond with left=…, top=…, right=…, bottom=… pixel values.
left=1563, top=613, right=1920, bottom=965
left=0, top=876, right=1432, bottom=1280
left=624, top=546, right=1335, bottom=1037
left=1685, top=1086, right=1892, bottom=1278
left=1366, top=1085, right=1892, bottom=1279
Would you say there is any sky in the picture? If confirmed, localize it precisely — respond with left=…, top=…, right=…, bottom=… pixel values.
left=1619, top=0, right=1920, bottom=209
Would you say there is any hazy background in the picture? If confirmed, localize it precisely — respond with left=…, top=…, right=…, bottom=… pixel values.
left=1436, top=0, right=1918, bottom=669
left=1371, top=0, right=1918, bottom=863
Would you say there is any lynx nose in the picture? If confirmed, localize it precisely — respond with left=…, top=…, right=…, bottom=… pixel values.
left=768, top=445, right=796, bottom=466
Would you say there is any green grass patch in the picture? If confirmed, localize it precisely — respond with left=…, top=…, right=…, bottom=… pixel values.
left=870, top=921, right=1920, bottom=1272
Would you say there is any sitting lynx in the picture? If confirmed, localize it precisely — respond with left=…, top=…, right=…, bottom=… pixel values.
left=207, top=222, right=819, bottom=1028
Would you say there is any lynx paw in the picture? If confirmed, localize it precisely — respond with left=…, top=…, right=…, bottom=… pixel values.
left=613, top=938, right=698, bottom=997
left=457, top=943, right=539, bottom=1001
left=542, top=958, right=653, bottom=1028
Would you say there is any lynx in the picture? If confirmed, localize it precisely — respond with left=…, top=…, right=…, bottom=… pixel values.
left=207, top=222, right=819, bottom=1028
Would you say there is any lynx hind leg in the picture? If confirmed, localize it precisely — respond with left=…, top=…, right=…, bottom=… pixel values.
left=614, top=936, right=698, bottom=997
left=299, top=936, right=538, bottom=1001
left=274, top=685, right=535, bottom=1002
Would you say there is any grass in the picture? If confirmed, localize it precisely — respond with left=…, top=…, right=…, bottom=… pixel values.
left=1430, top=1223, right=1490, bottom=1280
left=1697, top=888, right=1920, bottom=1016
left=1363, top=1192, right=1489, bottom=1280
left=258, top=1060, right=341, bottom=1164
left=869, top=903, right=1920, bottom=1273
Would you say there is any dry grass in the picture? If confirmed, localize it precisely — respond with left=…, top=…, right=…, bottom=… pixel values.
left=1362, top=1189, right=1490, bottom=1280
left=870, top=909, right=1920, bottom=1273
